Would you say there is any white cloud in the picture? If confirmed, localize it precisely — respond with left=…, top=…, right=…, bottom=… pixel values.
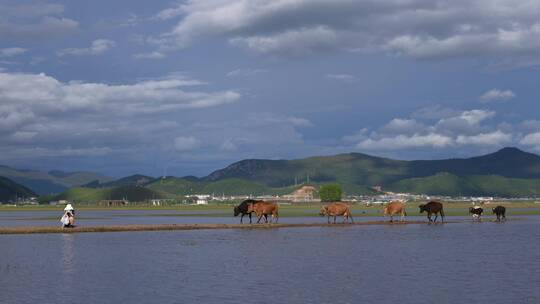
left=520, top=132, right=540, bottom=149
left=0, top=71, right=240, bottom=115
left=342, top=128, right=368, bottom=143
left=357, top=133, right=454, bottom=150
left=220, top=139, right=238, bottom=151
left=479, top=89, right=516, bottom=103
left=435, top=109, right=495, bottom=134
left=380, top=118, right=426, bottom=135
left=226, top=68, right=266, bottom=77
left=174, top=136, right=201, bottom=151
left=230, top=26, right=342, bottom=56
left=150, top=0, right=540, bottom=63
left=286, top=116, right=313, bottom=127
left=456, top=130, right=512, bottom=146
left=0, top=48, right=27, bottom=57
left=349, top=108, right=517, bottom=152
left=58, top=39, right=115, bottom=56
left=155, top=3, right=185, bottom=20
left=133, top=51, right=165, bottom=60
left=0, top=71, right=242, bottom=160
left=326, top=74, right=358, bottom=82
left=0, top=3, right=78, bottom=39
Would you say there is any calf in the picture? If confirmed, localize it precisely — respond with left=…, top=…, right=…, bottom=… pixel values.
left=469, top=207, right=483, bottom=221
left=492, top=205, right=506, bottom=221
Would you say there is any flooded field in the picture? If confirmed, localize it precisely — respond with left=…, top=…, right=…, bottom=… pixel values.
left=1, top=213, right=539, bottom=304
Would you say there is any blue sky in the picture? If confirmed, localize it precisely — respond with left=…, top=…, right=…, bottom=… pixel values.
left=1, top=0, right=540, bottom=177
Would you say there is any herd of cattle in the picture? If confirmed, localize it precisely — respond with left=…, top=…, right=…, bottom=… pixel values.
left=233, top=199, right=507, bottom=224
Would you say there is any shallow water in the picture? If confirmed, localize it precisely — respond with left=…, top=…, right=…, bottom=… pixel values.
left=1, top=217, right=539, bottom=304
left=0, top=209, right=528, bottom=227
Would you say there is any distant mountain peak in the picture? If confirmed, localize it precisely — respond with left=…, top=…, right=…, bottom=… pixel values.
left=495, top=147, right=526, bottom=154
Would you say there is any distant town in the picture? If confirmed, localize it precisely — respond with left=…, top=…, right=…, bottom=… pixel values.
left=4, top=184, right=540, bottom=207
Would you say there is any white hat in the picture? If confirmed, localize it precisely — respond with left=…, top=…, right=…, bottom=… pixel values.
left=64, top=203, right=74, bottom=211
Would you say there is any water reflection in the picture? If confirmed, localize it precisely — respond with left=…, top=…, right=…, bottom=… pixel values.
left=62, top=234, right=75, bottom=275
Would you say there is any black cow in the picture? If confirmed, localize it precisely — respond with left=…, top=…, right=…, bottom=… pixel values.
left=233, top=199, right=257, bottom=224
left=469, top=207, right=483, bottom=221
left=492, top=205, right=506, bottom=221
left=419, top=201, right=445, bottom=223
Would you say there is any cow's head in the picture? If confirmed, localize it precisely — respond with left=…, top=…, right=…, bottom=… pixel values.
left=319, top=206, right=328, bottom=216
left=418, top=204, right=426, bottom=213
left=233, top=206, right=240, bottom=216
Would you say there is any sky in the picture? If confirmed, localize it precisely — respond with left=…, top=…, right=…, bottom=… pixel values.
left=1, top=0, right=540, bottom=178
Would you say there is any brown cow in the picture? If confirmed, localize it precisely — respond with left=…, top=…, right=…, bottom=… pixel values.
left=383, top=201, right=407, bottom=222
left=419, top=201, right=445, bottom=223
left=248, top=201, right=279, bottom=223
left=319, top=202, right=354, bottom=224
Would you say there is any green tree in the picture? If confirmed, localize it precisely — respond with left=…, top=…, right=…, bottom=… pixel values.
left=319, top=183, right=342, bottom=202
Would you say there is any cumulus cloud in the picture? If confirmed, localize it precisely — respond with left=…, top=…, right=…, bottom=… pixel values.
left=0, top=71, right=241, bottom=160
left=479, top=89, right=516, bottom=103
left=0, top=71, right=240, bottom=115
left=456, top=130, right=512, bottom=146
left=0, top=47, right=27, bottom=57
left=379, top=118, right=427, bottom=135
left=519, top=132, right=540, bottom=150
left=0, top=3, right=78, bottom=39
left=133, top=51, right=165, bottom=59
left=357, top=133, right=454, bottom=150
left=348, top=108, right=516, bottom=152
left=149, top=0, right=540, bottom=64
left=57, top=39, right=115, bottom=56
left=174, top=136, right=201, bottom=151
left=435, top=109, right=495, bottom=135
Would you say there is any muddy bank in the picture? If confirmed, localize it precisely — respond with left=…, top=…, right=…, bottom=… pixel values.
left=0, top=220, right=434, bottom=234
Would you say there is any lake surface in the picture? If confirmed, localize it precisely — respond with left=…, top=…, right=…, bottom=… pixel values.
left=1, top=216, right=539, bottom=304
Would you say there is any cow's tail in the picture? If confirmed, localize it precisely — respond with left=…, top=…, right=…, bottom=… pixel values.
left=273, top=204, right=279, bottom=223
left=348, top=207, right=354, bottom=223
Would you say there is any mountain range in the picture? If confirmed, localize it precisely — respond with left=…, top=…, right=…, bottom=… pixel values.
left=0, top=176, right=36, bottom=202
left=0, top=166, right=113, bottom=195
left=3, top=147, right=540, bottom=201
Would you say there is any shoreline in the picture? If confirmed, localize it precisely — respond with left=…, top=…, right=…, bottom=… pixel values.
left=0, top=220, right=433, bottom=235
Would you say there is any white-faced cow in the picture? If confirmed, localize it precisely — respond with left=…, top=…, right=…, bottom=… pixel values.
left=469, top=206, right=483, bottom=221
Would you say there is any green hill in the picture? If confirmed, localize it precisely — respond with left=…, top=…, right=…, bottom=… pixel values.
left=54, top=185, right=167, bottom=203
left=146, top=177, right=296, bottom=196
left=389, top=173, right=540, bottom=196
left=83, top=174, right=155, bottom=188
left=0, top=176, right=37, bottom=203
left=200, top=147, right=540, bottom=196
